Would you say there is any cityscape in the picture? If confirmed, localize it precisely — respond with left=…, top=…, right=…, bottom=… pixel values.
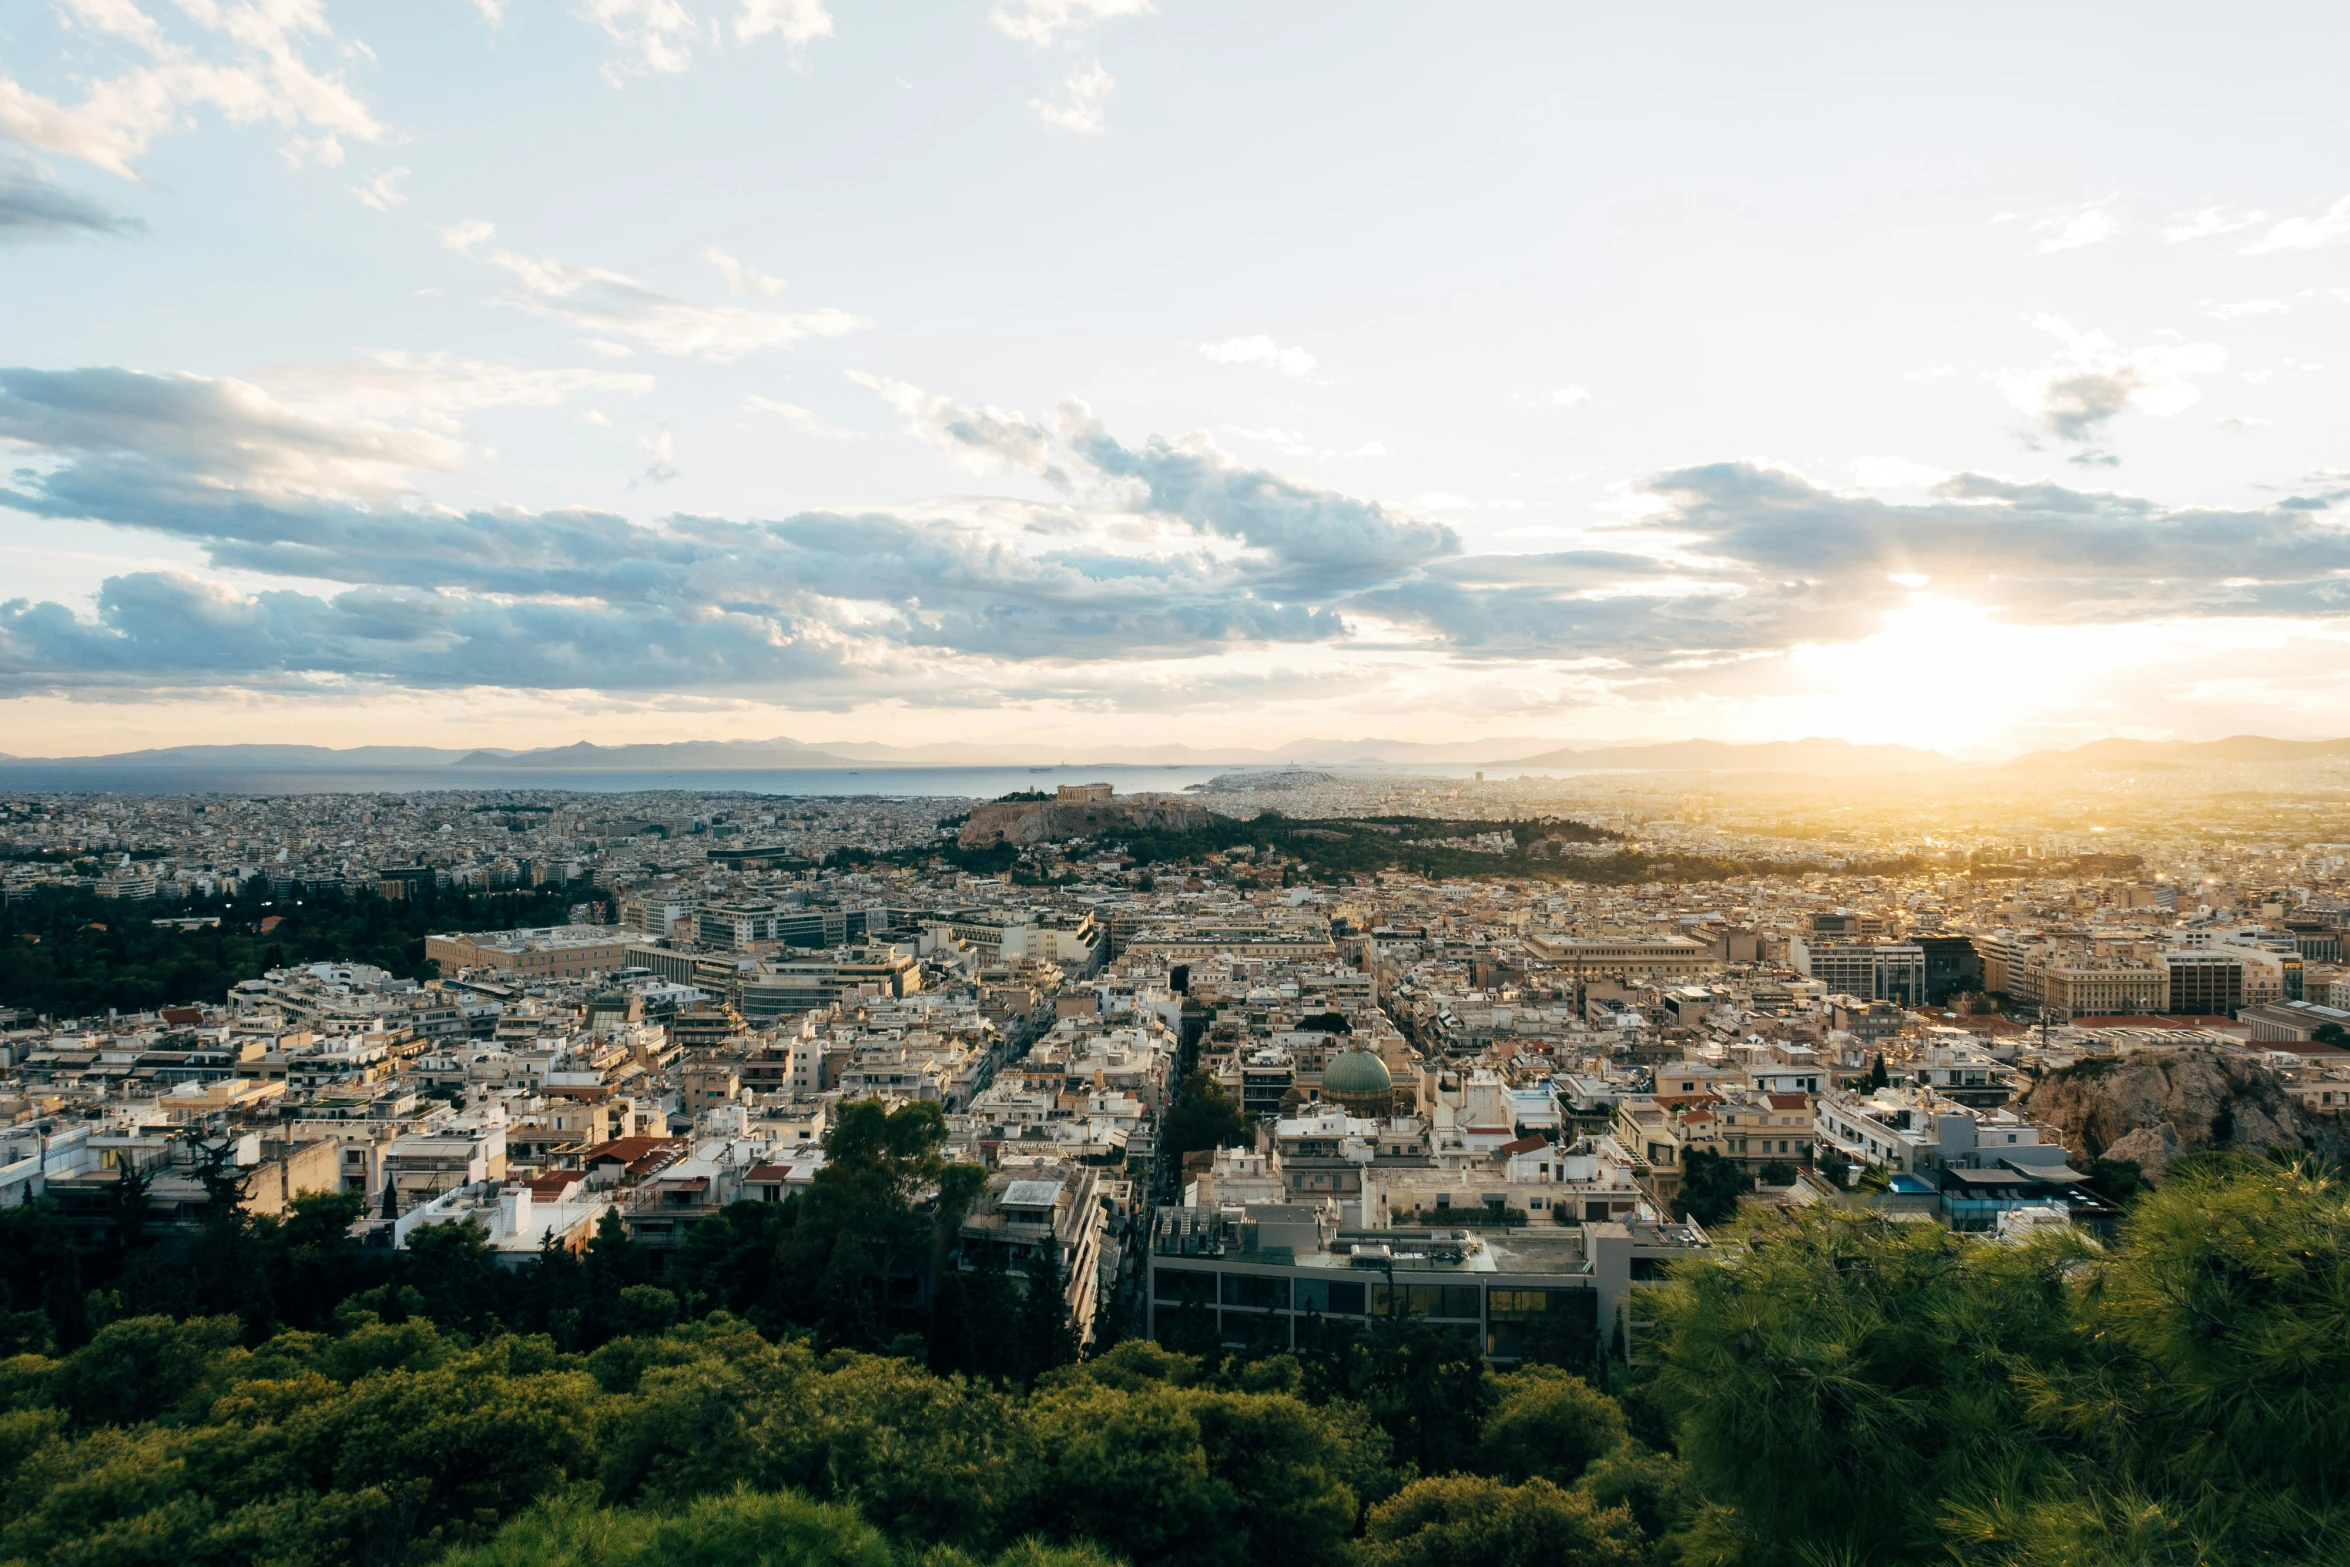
left=1, top=755, right=2345, bottom=1562
left=4, top=1, right=2347, bottom=1564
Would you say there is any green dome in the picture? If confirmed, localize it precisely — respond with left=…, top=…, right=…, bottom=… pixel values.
left=1322, top=1048, right=1393, bottom=1096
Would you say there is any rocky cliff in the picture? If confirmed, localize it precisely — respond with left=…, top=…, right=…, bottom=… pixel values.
left=958, top=793, right=1216, bottom=848
left=2017, top=1046, right=2338, bottom=1179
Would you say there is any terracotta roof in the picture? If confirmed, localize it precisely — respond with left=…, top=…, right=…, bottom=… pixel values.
left=1495, top=1135, right=1549, bottom=1158
left=1766, top=1093, right=1810, bottom=1110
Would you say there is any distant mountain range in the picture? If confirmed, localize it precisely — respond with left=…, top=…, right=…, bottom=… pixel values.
left=1496, top=737, right=1963, bottom=775
left=448, top=739, right=858, bottom=769
left=0, top=744, right=506, bottom=767
left=5, top=733, right=2350, bottom=776
left=2005, top=735, right=2350, bottom=769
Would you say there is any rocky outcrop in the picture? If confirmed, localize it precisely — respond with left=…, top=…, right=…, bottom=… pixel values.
left=2016, top=1046, right=2323, bottom=1180
left=958, top=793, right=1215, bottom=848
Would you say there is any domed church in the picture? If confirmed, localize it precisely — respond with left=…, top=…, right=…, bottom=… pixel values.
left=1320, top=1045, right=1395, bottom=1117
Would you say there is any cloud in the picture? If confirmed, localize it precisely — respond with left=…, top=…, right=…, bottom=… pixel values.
left=635, top=428, right=679, bottom=485
left=56, top=0, right=170, bottom=54
left=581, top=0, right=833, bottom=80
left=346, top=166, right=408, bottom=211
left=0, top=360, right=647, bottom=517
left=1543, top=386, right=1591, bottom=408
left=2031, top=195, right=2122, bottom=252
left=990, top=0, right=1153, bottom=47
left=1353, top=462, right=2350, bottom=663
left=583, top=0, right=703, bottom=80
left=440, top=219, right=495, bottom=253
left=0, top=571, right=874, bottom=698
left=705, top=245, right=787, bottom=298
left=734, top=0, right=833, bottom=46
left=2164, top=205, right=2266, bottom=244
left=2240, top=194, right=2350, bottom=255
left=0, top=0, right=383, bottom=178
left=1030, top=61, right=1113, bottom=134
left=849, top=372, right=1066, bottom=481
left=2002, top=316, right=2225, bottom=441
left=1199, top=335, right=1318, bottom=380
left=1059, top=403, right=1460, bottom=594
left=279, top=132, right=344, bottom=168
left=0, top=155, right=140, bottom=242
left=745, top=395, right=853, bottom=439
left=2200, top=296, right=2296, bottom=320
left=477, top=243, right=867, bottom=360
left=0, top=364, right=1398, bottom=694
left=257, top=351, right=653, bottom=433
left=8, top=363, right=2346, bottom=707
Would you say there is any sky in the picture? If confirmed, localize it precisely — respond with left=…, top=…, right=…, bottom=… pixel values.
left=3, top=0, right=2349, bottom=760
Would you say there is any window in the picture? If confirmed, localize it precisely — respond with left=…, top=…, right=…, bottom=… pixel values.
left=1294, top=1278, right=1366, bottom=1315
left=1153, top=1268, right=1214, bottom=1305
left=1373, top=1283, right=1481, bottom=1319
left=1220, top=1273, right=1289, bottom=1310
left=1487, top=1288, right=1583, bottom=1320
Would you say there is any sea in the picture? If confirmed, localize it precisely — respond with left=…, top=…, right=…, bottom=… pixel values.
left=0, top=761, right=1520, bottom=800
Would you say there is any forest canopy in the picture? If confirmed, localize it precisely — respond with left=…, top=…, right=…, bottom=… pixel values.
left=0, top=1143, right=2340, bottom=1566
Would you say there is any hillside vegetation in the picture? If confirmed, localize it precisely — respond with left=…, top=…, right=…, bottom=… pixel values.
left=0, top=1116, right=2341, bottom=1566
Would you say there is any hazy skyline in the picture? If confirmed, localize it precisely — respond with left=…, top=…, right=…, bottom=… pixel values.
left=4, top=1, right=2349, bottom=759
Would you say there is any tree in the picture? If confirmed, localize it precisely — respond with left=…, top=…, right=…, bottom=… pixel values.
left=1647, top=1208, right=2089, bottom=1565
left=401, top=1218, right=502, bottom=1336
left=1014, top=1242, right=1079, bottom=1384
left=1756, top=1159, right=1798, bottom=1187
left=174, top=1127, right=256, bottom=1218
left=1299, top=1314, right=1492, bottom=1478
left=1358, top=1475, right=1641, bottom=1567
left=1159, top=1070, right=1251, bottom=1172
left=2083, top=1155, right=2146, bottom=1205
left=1669, top=1149, right=1751, bottom=1227
left=2311, top=1022, right=2348, bottom=1046
left=1866, top=1053, right=1889, bottom=1089
left=1475, top=1366, right=1628, bottom=1487
left=0, top=1199, right=91, bottom=1351
left=784, top=1098, right=986, bottom=1347
left=926, top=1248, right=1022, bottom=1383
left=2067, top=1157, right=2350, bottom=1503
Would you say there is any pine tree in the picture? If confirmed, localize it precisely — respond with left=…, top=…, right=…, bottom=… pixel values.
left=1017, top=1240, right=1079, bottom=1381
